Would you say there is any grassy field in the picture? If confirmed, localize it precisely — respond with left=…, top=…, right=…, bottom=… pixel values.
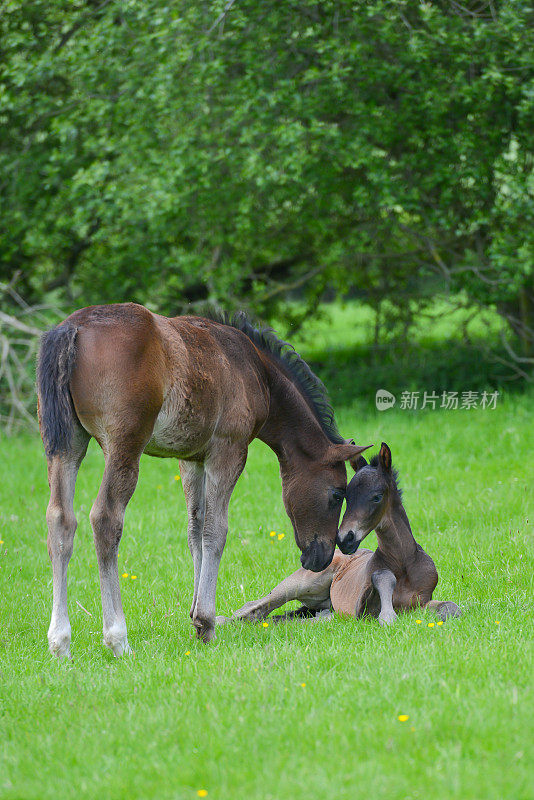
left=0, top=305, right=533, bottom=800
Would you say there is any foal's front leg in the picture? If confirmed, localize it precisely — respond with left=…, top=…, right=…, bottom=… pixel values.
left=371, top=569, right=398, bottom=626
left=219, top=567, right=334, bottom=624
left=226, top=570, right=312, bottom=623
left=179, top=460, right=206, bottom=621
left=191, top=443, right=247, bottom=643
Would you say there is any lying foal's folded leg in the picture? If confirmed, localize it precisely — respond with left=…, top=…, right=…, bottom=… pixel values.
left=425, top=600, right=461, bottom=620
left=371, top=568, right=398, bottom=626
left=220, top=567, right=333, bottom=624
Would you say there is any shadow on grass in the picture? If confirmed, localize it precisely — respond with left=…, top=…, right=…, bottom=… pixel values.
left=308, top=338, right=525, bottom=408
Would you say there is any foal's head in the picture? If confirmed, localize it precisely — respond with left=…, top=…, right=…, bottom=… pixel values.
left=282, top=441, right=371, bottom=571
left=337, top=442, right=400, bottom=552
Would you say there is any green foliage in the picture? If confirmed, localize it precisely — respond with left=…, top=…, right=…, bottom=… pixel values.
left=1, top=1, right=533, bottom=356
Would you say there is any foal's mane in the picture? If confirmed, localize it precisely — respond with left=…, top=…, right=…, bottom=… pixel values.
left=207, top=310, right=344, bottom=444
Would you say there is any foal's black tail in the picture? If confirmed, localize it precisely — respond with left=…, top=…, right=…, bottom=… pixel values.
left=37, top=323, right=79, bottom=457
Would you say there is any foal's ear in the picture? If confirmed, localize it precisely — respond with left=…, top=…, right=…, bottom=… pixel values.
left=350, top=455, right=368, bottom=473
left=328, top=442, right=372, bottom=465
left=378, top=442, right=392, bottom=472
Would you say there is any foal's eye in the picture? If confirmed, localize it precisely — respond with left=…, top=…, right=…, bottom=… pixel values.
left=332, top=489, right=345, bottom=504
left=372, top=494, right=383, bottom=503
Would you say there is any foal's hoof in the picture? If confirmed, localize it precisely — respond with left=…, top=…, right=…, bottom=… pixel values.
left=105, top=639, right=133, bottom=658
left=379, top=610, right=398, bottom=626
left=436, top=601, right=461, bottom=621
left=103, top=624, right=132, bottom=657
left=48, top=638, right=72, bottom=660
left=48, top=627, right=72, bottom=660
left=232, top=602, right=266, bottom=622
left=193, top=619, right=217, bottom=643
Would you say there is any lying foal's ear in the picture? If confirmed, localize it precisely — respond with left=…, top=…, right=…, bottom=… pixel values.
left=328, top=442, right=372, bottom=465
left=350, top=455, right=368, bottom=473
left=378, top=442, right=392, bottom=472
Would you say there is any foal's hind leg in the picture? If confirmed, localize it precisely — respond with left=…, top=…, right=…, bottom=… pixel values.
left=90, top=450, right=141, bottom=657
left=425, top=600, right=461, bottom=620
left=46, top=428, right=89, bottom=658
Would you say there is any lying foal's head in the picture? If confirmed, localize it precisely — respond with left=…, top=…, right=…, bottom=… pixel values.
left=336, top=442, right=399, bottom=553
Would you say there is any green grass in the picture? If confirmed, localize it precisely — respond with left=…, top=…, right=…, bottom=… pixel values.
left=1, top=305, right=533, bottom=800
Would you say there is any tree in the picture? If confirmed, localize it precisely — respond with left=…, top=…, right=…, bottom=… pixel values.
left=1, top=1, right=533, bottom=370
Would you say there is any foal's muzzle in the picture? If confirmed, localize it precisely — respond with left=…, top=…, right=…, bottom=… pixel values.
left=336, top=529, right=362, bottom=555
left=301, top=539, right=333, bottom=572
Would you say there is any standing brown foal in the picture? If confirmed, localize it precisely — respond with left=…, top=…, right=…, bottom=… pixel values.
left=223, top=443, right=461, bottom=625
left=37, top=303, right=368, bottom=657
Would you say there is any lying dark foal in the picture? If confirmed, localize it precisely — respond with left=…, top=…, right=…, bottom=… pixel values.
left=219, top=443, right=460, bottom=626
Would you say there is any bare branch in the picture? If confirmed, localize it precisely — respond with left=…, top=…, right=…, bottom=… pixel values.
left=53, top=0, right=114, bottom=54
left=206, top=0, right=239, bottom=35
left=0, top=311, right=42, bottom=337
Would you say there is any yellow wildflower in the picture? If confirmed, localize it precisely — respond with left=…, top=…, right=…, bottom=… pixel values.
left=262, top=622, right=269, bottom=628
left=174, top=475, right=181, bottom=482
left=269, top=531, right=276, bottom=537
left=437, top=621, right=444, bottom=626
left=415, top=619, right=422, bottom=624
left=495, top=620, right=500, bottom=625
left=185, top=650, right=191, bottom=655
left=398, top=715, right=409, bottom=722
left=300, top=683, right=306, bottom=688
left=122, top=572, right=128, bottom=578
left=277, top=533, right=285, bottom=541
left=131, top=575, right=137, bottom=580
left=428, top=622, right=435, bottom=628
left=197, top=791, right=208, bottom=798
left=0, top=540, right=4, bottom=545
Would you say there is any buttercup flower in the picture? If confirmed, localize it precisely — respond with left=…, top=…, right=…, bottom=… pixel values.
left=300, top=683, right=306, bottom=688
left=197, top=791, right=208, bottom=797
left=174, top=475, right=181, bottom=482
left=437, top=621, right=443, bottom=626
left=131, top=575, right=137, bottom=580
left=185, top=651, right=191, bottom=655
left=398, top=715, right=409, bottom=722
left=415, top=619, right=422, bottom=624
left=277, top=533, right=285, bottom=541
left=262, top=622, right=269, bottom=628
left=495, top=620, right=500, bottom=625
left=269, top=531, right=276, bottom=537
left=122, top=573, right=128, bottom=578
left=428, top=622, right=435, bottom=627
